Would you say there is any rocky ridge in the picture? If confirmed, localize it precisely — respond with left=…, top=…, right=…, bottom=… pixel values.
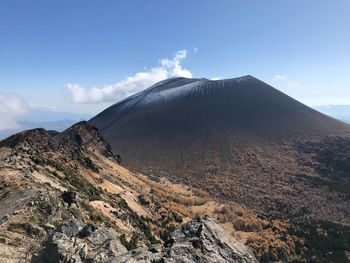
left=34, top=216, right=258, bottom=263
left=115, top=215, right=258, bottom=263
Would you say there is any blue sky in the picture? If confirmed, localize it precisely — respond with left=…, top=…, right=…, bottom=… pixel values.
left=0, top=0, right=350, bottom=129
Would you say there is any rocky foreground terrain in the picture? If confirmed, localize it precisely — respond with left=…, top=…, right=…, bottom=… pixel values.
left=33, top=216, right=257, bottom=263
left=0, top=122, right=349, bottom=262
left=0, top=122, right=259, bottom=262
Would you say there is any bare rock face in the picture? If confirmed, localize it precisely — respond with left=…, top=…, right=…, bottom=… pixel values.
left=36, top=219, right=127, bottom=263
left=114, top=215, right=258, bottom=263
left=0, top=121, right=120, bottom=171
left=35, top=216, right=257, bottom=263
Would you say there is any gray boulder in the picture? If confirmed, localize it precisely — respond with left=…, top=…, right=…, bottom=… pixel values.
left=114, top=215, right=258, bottom=263
left=38, top=219, right=127, bottom=263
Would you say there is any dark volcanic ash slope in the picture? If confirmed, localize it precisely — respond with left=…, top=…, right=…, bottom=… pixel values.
left=90, top=76, right=349, bottom=172
left=91, top=76, right=350, bottom=231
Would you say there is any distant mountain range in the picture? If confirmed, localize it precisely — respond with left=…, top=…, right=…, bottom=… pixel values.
left=0, top=110, right=91, bottom=140
left=314, top=105, right=350, bottom=124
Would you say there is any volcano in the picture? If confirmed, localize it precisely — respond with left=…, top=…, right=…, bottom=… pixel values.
left=90, top=76, right=349, bottom=173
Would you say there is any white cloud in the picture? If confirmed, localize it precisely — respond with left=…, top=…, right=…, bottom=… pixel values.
left=67, top=50, right=193, bottom=104
left=193, top=47, right=198, bottom=53
left=0, top=95, right=59, bottom=132
left=160, top=50, right=192, bottom=78
left=273, top=75, right=287, bottom=81
left=0, top=94, right=28, bottom=131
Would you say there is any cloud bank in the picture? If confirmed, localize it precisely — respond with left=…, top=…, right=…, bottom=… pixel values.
left=67, top=50, right=192, bottom=104
left=0, top=94, right=28, bottom=131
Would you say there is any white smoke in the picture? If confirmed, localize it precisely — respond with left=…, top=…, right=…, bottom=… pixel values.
left=66, top=50, right=192, bottom=104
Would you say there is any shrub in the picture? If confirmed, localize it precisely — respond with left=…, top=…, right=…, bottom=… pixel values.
left=120, top=234, right=140, bottom=250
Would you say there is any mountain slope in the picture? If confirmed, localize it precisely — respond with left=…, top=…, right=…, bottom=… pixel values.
left=90, top=77, right=350, bottom=220
left=91, top=76, right=349, bottom=173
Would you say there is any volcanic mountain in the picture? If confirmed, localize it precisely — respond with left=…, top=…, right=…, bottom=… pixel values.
left=90, top=75, right=349, bottom=173
left=91, top=76, right=350, bottom=231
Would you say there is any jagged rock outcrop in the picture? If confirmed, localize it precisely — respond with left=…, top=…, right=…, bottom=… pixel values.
left=35, top=219, right=127, bottom=263
left=114, top=215, right=258, bottom=263
left=61, top=191, right=77, bottom=207
left=35, top=216, right=258, bottom=263
left=0, top=121, right=120, bottom=170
